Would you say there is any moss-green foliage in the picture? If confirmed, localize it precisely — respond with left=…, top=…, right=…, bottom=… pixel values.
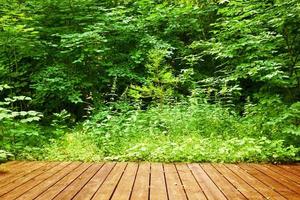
left=1, top=0, right=298, bottom=112
left=43, top=99, right=299, bottom=163
left=0, top=84, right=44, bottom=162
left=44, top=132, right=298, bottom=163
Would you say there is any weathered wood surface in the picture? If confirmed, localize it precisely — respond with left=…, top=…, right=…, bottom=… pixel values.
left=0, top=161, right=299, bottom=199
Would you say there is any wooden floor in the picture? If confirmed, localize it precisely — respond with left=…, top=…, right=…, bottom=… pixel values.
left=0, top=162, right=299, bottom=200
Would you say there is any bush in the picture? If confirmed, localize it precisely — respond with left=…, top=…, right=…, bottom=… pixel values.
left=42, top=99, right=299, bottom=163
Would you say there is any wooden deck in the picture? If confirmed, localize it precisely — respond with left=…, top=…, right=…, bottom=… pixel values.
left=0, top=161, right=299, bottom=200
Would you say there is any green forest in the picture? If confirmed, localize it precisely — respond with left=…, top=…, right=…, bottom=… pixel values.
left=0, top=0, right=299, bottom=163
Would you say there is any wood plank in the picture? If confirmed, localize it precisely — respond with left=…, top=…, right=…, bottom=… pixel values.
left=288, top=163, right=300, bottom=168
left=200, top=163, right=246, bottom=200
left=0, top=161, right=27, bottom=170
left=0, top=161, right=19, bottom=167
left=73, top=163, right=115, bottom=200
left=0, top=160, right=21, bottom=169
left=290, top=164, right=300, bottom=171
left=149, top=163, right=168, bottom=200
left=0, top=161, right=299, bottom=200
left=0, top=161, right=41, bottom=179
left=164, top=164, right=187, bottom=200
left=0, top=161, right=25, bottom=180
left=91, top=163, right=127, bottom=200
left=0, top=162, right=57, bottom=196
left=239, top=164, right=298, bottom=199
left=213, top=164, right=264, bottom=200
left=176, top=164, right=207, bottom=200
left=131, top=163, right=150, bottom=200
left=15, top=162, right=81, bottom=200
left=0, top=161, right=45, bottom=186
left=278, top=165, right=300, bottom=177
left=188, top=163, right=226, bottom=200
left=111, top=163, right=138, bottom=200
left=278, top=164, right=300, bottom=176
left=53, top=163, right=103, bottom=200
left=226, top=164, right=285, bottom=200
left=0, top=162, right=68, bottom=199
left=264, top=164, right=300, bottom=184
left=35, top=163, right=91, bottom=200
left=251, top=164, right=300, bottom=194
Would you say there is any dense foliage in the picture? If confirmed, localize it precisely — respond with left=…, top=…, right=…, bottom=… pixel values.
left=0, top=0, right=299, bottom=163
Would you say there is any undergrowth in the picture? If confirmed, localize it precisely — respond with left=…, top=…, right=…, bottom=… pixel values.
left=40, top=99, right=300, bottom=163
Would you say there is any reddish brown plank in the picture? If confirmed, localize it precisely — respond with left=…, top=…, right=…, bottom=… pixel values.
left=0, top=161, right=45, bottom=187
left=16, top=162, right=81, bottom=200
left=176, top=164, right=207, bottom=200
left=1, top=161, right=299, bottom=200
left=213, top=164, right=264, bottom=200
left=252, top=164, right=300, bottom=194
left=91, top=163, right=127, bottom=200
left=0, top=161, right=23, bottom=172
left=35, top=163, right=91, bottom=200
left=0, top=162, right=68, bottom=199
left=0, top=161, right=25, bottom=181
left=164, top=164, right=187, bottom=200
left=73, top=163, right=115, bottom=200
left=131, top=163, right=150, bottom=200
left=150, top=163, right=168, bottom=200
left=200, top=164, right=246, bottom=200
left=278, top=164, right=300, bottom=176
left=53, top=163, right=103, bottom=200
left=289, top=164, right=300, bottom=172
left=0, top=162, right=57, bottom=195
left=239, top=164, right=298, bottom=199
left=264, top=164, right=300, bottom=184
left=226, top=164, right=285, bottom=200
left=111, top=163, right=138, bottom=200
left=188, top=163, right=226, bottom=200
left=0, top=161, right=19, bottom=167
left=0, top=161, right=29, bottom=170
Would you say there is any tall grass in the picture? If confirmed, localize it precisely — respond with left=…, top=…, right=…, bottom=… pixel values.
left=42, top=99, right=300, bottom=163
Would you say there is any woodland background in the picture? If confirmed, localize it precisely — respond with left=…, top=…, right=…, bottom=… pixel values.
left=0, top=0, right=299, bottom=162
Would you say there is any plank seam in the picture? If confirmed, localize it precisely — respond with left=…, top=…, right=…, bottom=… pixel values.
left=264, top=165, right=300, bottom=184
left=174, top=164, right=190, bottom=200
left=50, top=163, right=93, bottom=200
left=148, top=163, right=152, bottom=200
left=277, top=165, right=300, bottom=178
left=69, top=163, right=105, bottom=199
left=19, top=162, right=79, bottom=199
left=210, top=164, right=247, bottom=199
left=186, top=164, right=209, bottom=200
left=162, top=164, right=170, bottom=200
left=239, top=164, right=294, bottom=199
left=88, top=162, right=117, bottom=200
left=198, top=164, right=229, bottom=200
left=13, top=162, right=73, bottom=199
left=128, top=163, right=140, bottom=200
left=226, top=164, right=285, bottom=199
left=0, top=162, right=45, bottom=188
left=34, top=162, right=84, bottom=200
left=108, top=163, right=128, bottom=200
left=251, top=164, right=300, bottom=195
left=222, top=164, right=272, bottom=199
left=0, top=162, right=62, bottom=198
